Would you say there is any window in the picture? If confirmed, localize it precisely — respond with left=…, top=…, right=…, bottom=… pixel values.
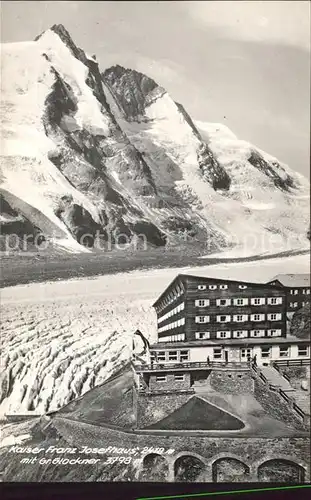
left=234, top=314, right=247, bottom=322
left=155, top=376, right=167, bottom=382
left=261, top=347, right=271, bottom=358
left=290, top=289, right=299, bottom=295
left=239, top=285, right=248, bottom=289
left=268, top=313, right=281, bottom=321
left=241, top=348, right=252, bottom=358
left=168, top=351, right=178, bottom=361
left=198, top=285, right=206, bottom=290
left=234, top=298, right=248, bottom=306
left=251, top=314, right=264, bottom=321
left=279, top=346, right=289, bottom=357
left=219, top=284, right=228, bottom=290
left=306, top=289, right=310, bottom=295
left=233, top=330, right=247, bottom=338
left=289, top=302, right=298, bottom=308
left=213, top=348, right=222, bottom=359
left=217, top=315, right=230, bottom=323
left=267, top=329, right=281, bottom=337
left=251, top=298, right=265, bottom=305
left=250, top=330, right=265, bottom=337
left=267, top=297, right=282, bottom=305
left=180, top=350, right=189, bottom=361
left=298, top=346, right=308, bottom=356
left=174, top=374, right=185, bottom=381
left=195, top=299, right=210, bottom=307
left=209, top=284, right=217, bottom=290
left=216, top=298, right=231, bottom=306
left=156, top=352, right=166, bottom=361
left=195, top=315, right=210, bottom=323
left=217, top=331, right=230, bottom=339
left=195, top=332, right=210, bottom=340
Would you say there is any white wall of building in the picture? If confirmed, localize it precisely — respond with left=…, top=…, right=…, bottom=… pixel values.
left=187, top=343, right=310, bottom=365
left=189, top=346, right=214, bottom=362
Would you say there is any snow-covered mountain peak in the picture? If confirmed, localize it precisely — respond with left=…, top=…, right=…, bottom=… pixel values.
left=35, top=24, right=86, bottom=62
left=103, top=65, right=165, bottom=121
left=0, top=25, right=309, bottom=254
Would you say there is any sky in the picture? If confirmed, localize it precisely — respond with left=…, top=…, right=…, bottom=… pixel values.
left=1, top=1, right=310, bottom=178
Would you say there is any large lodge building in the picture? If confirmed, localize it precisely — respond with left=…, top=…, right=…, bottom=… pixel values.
left=133, top=273, right=310, bottom=394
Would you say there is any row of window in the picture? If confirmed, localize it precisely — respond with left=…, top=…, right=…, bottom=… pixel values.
left=240, top=346, right=308, bottom=358
left=195, top=297, right=282, bottom=307
left=150, top=346, right=309, bottom=364
left=213, top=346, right=309, bottom=359
left=198, top=284, right=248, bottom=290
left=157, top=302, right=185, bottom=324
left=154, top=373, right=247, bottom=383
left=195, top=313, right=282, bottom=323
left=289, top=301, right=309, bottom=308
left=151, top=350, right=189, bottom=362
left=158, top=312, right=283, bottom=334
left=195, top=329, right=282, bottom=340
left=155, top=374, right=185, bottom=382
left=158, top=334, right=186, bottom=343
left=156, top=284, right=185, bottom=312
left=155, top=285, right=310, bottom=314
left=158, top=317, right=185, bottom=333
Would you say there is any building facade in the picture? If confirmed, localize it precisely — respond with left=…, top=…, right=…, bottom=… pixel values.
left=267, top=274, right=310, bottom=317
left=133, top=273, right=310, bottom=394
left=153, top=274, right=287, bottom=343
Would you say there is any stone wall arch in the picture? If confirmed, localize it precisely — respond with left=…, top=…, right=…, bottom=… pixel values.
left=138, top=453, right=169, bottom=482
left=208, top=452, right=250, bottom=468
left=173, top=450, right=208, bottom=466
left=212, top=456, right=250, bottom=483
left=257, top=458, right=306, bottom=483
left=254, top=454, right=308, bottom=473
left=174, top=454, right=207, bottom=482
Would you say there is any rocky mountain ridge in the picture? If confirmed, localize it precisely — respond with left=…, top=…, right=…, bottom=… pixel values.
left=1, top=24, right=309, bottom=254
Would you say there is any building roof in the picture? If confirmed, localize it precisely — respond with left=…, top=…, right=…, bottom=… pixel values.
left=150, top=335, right=310, bottom=349
left=267, top=274, right=310, bottom=288
left=152, top=273, right=284, bottom=308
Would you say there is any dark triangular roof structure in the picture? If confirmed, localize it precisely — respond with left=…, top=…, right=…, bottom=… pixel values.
left=267, top=274, right=310, bottom=287
left=145, top=396, right=245, bottom=430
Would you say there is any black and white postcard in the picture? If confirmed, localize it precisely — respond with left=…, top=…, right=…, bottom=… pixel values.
left=0, top=1, right=310, bottom=496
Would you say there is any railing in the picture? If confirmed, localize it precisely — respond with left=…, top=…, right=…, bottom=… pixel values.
left=271, top=362, right=291, bottom=382
left=251, top=364, right=309, bottom=422
left=273, top=359, right=310, bottom=367
left=293, top=403, right=306, bottom=419
left=256, top=370, right=278, bottom=391
left=132, top=360, right=251, bottom=372
left=279, top=389, right=292, bottom=403
left=138, top=388, right=195, bottom=396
